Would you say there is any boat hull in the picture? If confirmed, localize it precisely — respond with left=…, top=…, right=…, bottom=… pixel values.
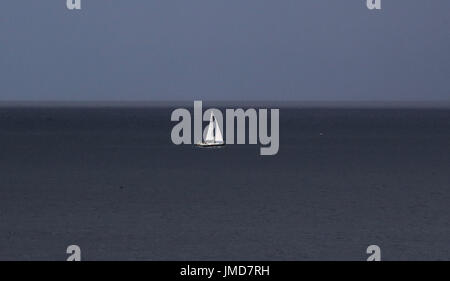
left=195, top=142, right=225, bottom=147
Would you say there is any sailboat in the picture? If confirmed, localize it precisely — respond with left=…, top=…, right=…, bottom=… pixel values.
left=196, top=112, right=225, bottom=147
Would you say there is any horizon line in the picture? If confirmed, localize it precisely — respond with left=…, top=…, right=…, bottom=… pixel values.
left=0, top=100, right=450, bottom=109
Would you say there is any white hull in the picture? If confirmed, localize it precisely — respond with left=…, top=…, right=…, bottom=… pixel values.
left=195, top=142, right=225, bottom=147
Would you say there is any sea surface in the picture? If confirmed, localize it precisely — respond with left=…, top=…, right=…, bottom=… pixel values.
left=0, top=105, right=449, bottom=260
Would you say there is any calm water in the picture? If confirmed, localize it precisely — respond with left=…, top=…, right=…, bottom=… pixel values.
left=0, top=106, right=449, bottom=260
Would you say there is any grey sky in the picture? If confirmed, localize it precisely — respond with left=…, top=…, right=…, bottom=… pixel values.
left=0, top=1, right=449, bottom=101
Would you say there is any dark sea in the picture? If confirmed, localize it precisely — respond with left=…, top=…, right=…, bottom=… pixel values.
left=0, top=105, right=449, bottom=260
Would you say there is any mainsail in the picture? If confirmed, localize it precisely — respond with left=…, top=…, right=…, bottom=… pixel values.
left=214, top=117, right=223, bottom=143
left=205, top=113, right=215, bottom=143
left=204, top=112, right=224, bottom=144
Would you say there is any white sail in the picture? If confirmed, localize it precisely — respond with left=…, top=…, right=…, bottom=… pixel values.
left=196, top=111, right=225, bottom=147
left=214, top=118, right=223, bottom=143
left=205, top=112, right=215, bottom=142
